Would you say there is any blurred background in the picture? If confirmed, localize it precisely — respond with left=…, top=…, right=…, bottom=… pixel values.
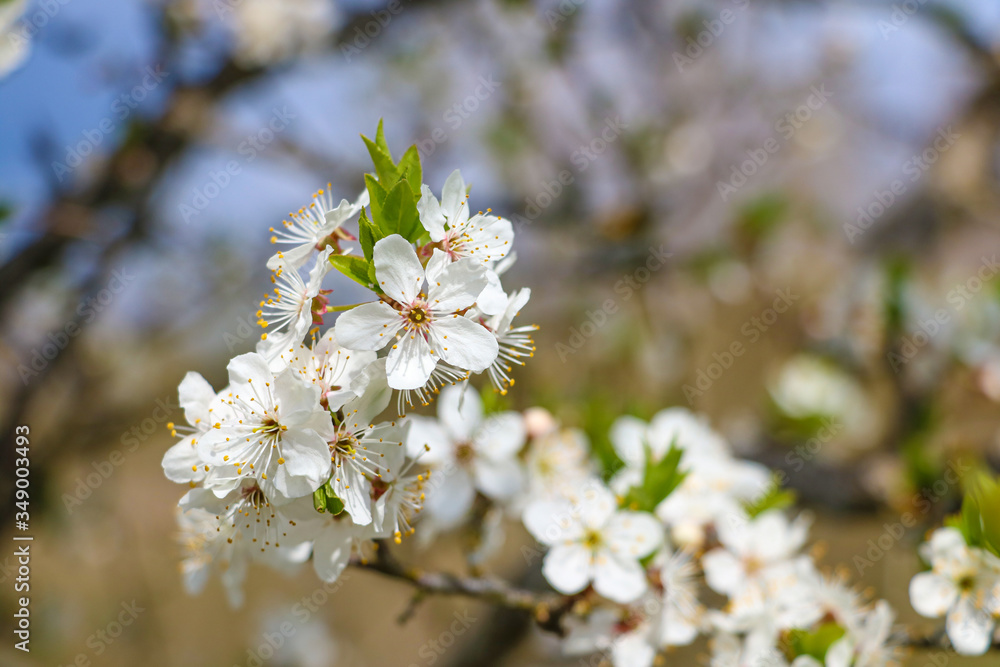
left=3, top=0, right=1000, bottom=664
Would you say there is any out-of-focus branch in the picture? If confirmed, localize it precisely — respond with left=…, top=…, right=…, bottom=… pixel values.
left=354, top=543, right=573, bottom=635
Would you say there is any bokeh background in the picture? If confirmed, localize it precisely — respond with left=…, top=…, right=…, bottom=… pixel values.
left=3, top=0, right=1000, bottom=664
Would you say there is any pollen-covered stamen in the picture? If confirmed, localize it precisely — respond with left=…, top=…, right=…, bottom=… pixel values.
left=488, top=323, right=538, bottom=394
left=401, top=299, right=434, bottom=334
left=395, top=363, right=468, bottom=417
left=377, top=456, right=428, bottom=545
left=220, top=484, right=294, bottom=552
left=329, top=427, right=385, bottom=480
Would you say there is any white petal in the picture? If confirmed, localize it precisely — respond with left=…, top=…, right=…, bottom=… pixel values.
left=473, top=457, right=524, bottom=500
left=385, top=332, right=436, bottom=390
left=422, top=467, right=476, bottom=529
left=428, top=258, right=488, bottom=312
left=417, top=184, right=447, bottom=241
left=605, top=511, right=663, bottom=560
left=312, top=526, right=353, bottom=583
left=474, top=411, right=526, bottom=460
left=269, top=430, right=331, bottom=499
left=702, top=548, right=746, bottom=596
left=612, top=632, right=656, bottom=667
left=946, top=595, right=995, bottom=655
left=609, top=416, right=649, bottom=468
left=523, top=499, right=585, bottom=545
left=335, top=463, right=373, bottom=526
left=475, top=270, right=507, bottom=315
left=340, top=359, right=391, bottom=428
left=437, top=384, right=483, bottom=441
left=543, top=544, right=593, bottom=595
left=178, top=372, right=216, bottom=426
left=404, top=415, right=453, bottom=463
left=335, top=302, right=401, bottom=351
left=227, top=352, right=273, bottom=388
left=162, top=437, right=205, bottom=483
left=373, top=235, right=424, bottom=304
left=593, top=551, right=648, bottom=603
left=432, top=316, right=498, bottom=372
left=909, top=572, right=958, bottom=618
left=440, top=169, right=468, bottom=226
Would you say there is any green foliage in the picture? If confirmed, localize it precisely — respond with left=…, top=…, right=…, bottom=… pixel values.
left=329, top=120, right=426, bottom=288
left=738, top=193, right=788, bottom=241
left=743, top=474, right=796, bottom=518
left=788, top=623, right=846, bottom=662
left=329, top=254, right=376, bottom=290
left=621, top=442, right=687, bottom=513
left=946, top=469, right=1000, bottom=558
left=360, top=120, right=424, bottom=244
left=313, top=483, right=345, bottom=515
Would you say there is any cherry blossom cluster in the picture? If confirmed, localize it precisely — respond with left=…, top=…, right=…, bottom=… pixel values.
left=161, top=125, right=535, bottom=606
left=514, top=409, right=902, bottom=667
left=909, top=473, right=1000, bottom=656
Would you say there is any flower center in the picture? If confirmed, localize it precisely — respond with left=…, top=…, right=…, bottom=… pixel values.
left=584, top=529, right=604, bottom=550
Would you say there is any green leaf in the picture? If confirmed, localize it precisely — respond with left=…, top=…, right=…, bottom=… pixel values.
left=743, top=474, right=796, bottom=519
left=362, top=121, right=397, bottom=186
left=621, top=441, right=687, bottom=513
left=378, top=179, right=422, bottom=242
left=789, top=623, right=846, bottom=661
left=329, top=254, right=375, bottom=290
left=320, top=482, right=346, bottom=515
left=357, top=208, right=384, bottom=263
left=374, top=118, right=392, bottom=157
left=396, top=145, right=423, bottom=199
left=313, top=487, right=327, bottom=513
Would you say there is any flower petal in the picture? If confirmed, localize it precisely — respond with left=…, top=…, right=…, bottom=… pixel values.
left=543, top=543, right=593, bottom=595
left=373, top=235, right=424, bottom=304
left=946, top=595, right=995, bottom=655
left=910, top=572, right=958, bottom=618
left=437, top=383, right=483, bottom=441
left=428, top=258, right=488, bottom=312
left=593, top=551, right=648, bottom=603
left=432, top=316, right=498, bottom=373
left=385, top=332, right=436, bottom=390
left=335, top=302, right=402, bottom=351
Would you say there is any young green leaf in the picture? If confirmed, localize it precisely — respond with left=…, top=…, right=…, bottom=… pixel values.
left=329, top=254, right=375, bottom=290
left=362, top=121, right=397, bottom=186
left=743, top=475, right=796, bottom=519
left=620, top=441, right=687, bottom=513
left=396, top=145, right=423, bottom=199
left=378, top=179, right=422, bottom=242
left=357, top=208, right=384, bottom=263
